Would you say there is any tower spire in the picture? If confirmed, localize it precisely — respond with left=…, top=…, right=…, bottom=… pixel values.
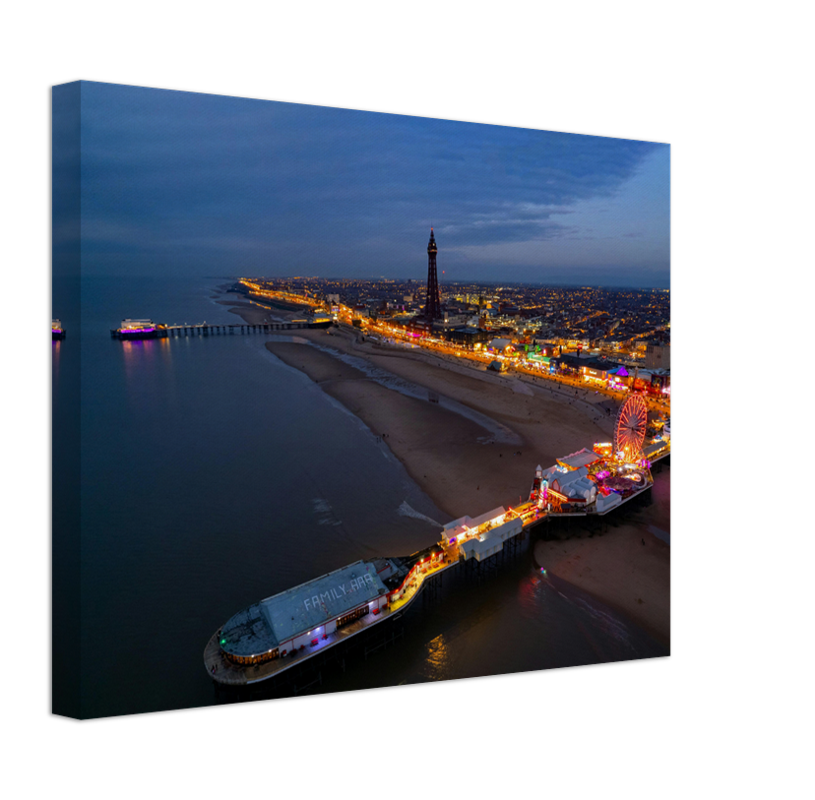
left=425, top=227, right=441, bottom=321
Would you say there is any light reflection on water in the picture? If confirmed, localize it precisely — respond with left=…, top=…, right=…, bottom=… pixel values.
left=424, top=634, right=450, bottom=682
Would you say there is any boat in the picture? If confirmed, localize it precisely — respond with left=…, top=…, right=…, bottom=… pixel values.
left=52, top=319, right=65, bottom=340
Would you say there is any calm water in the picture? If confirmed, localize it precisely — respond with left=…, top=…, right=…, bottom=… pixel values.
left=54, top=276, right=668, bottom=718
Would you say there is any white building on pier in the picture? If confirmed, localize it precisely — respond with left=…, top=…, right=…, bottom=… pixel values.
left=442, top=507, right=524, bottom=562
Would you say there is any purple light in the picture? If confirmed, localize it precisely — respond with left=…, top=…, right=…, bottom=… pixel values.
left=119, top=327, right=156, bottom=334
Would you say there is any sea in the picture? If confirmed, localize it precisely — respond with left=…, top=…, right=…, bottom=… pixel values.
left=53, top=276, right=668, bottom=718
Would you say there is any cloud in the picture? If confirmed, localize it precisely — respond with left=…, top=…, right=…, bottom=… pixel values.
left=77, top=81, right=669, bottom=285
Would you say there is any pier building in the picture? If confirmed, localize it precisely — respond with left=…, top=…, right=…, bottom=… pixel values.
left=218, top=560, right=399, bottom=666
left=115, top=319, right=158, bottom=339
left=437, top=506, right=527, bottom=563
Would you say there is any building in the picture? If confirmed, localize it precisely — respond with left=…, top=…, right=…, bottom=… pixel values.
left=487, top=337, right=514, bottom=354
left=606, top=365, right=630, bottom=389
left=120, top=318, right=156, bottom=331
left=560, top=475, right=597, bottom=503
left=218, top=560, right=394, bottom=664
left=557, top=448, right=601, bottom=471
left=644, top=343, right=670, bottom=370
left=596, top=492, right=622, bottom=513
left=582, top=365, right=610, bottom=384
left=445, top=327, right=492, bottom=346
left=549, top=466, right=589, bottom=494
left=441, top=507, right=523, bottom=562
left=650, top=370, right=671, bottom=395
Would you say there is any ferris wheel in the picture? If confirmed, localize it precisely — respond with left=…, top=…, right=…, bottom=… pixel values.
left=613, top=393, right=648, bottom=462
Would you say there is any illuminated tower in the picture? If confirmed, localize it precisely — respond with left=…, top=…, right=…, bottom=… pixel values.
left=425, top=227, right=442, bottom=321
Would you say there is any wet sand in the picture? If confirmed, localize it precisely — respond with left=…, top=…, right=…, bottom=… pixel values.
left=215, top=294, right=282, bottom=325
left=265, top=334, right=611, bottom=519
left=535, top=514, right=671, bottom=645
left=225, top=303, right=669, bottom=643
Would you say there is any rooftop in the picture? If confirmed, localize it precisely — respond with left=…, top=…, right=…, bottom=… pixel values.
left=220, top=560, right=390, bottom=657
left=558, top=449, right=601, bottom=470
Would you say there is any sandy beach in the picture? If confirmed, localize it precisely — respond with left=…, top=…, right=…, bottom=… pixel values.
left=222, top=294, right=670, bottom=644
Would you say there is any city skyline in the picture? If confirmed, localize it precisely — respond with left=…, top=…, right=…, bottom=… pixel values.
left=78, top=81, right=670, bottom=288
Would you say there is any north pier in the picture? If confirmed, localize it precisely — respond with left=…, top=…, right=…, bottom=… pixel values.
left=110, top=318, right=332, bottom=340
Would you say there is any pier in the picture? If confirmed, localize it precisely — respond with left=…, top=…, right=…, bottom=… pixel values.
left=204, top=505, right=553, bottom=688
left=110, top=320, right=330, bottom=339
left=204, top=387, right=669, bottom=691
left=204, top=468, right=664, bottom=702
left=204, top=472, right=668, bottom=702
left=204, top=451, right=666, bottom=690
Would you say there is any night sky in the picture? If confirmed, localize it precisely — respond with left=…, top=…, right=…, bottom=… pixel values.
left=78, top=81, right=669, bottom=288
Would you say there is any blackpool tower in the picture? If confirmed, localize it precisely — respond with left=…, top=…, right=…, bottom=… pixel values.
left=424, top=228, right=442, bottom=321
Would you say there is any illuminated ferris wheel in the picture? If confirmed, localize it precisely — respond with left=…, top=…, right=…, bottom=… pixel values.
left=613, top=393, right=648, bottom=463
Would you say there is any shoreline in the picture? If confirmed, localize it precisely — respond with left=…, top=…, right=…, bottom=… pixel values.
left=224, top=299, right=670, bottom=644
left=536, top=510, right=671, bottom=647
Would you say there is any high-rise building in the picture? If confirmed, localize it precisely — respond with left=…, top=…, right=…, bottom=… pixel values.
left=425, top=228, right=442, bottom=320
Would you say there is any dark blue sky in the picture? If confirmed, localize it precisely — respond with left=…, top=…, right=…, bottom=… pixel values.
left=78, top=81, right=670, bottom=288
